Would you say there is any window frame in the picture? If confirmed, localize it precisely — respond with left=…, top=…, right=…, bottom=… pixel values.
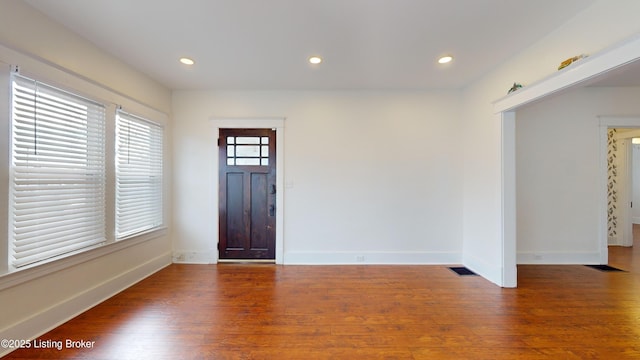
left=0, top=61, right=167, bottom=284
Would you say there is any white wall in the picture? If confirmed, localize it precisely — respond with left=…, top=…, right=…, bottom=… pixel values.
left=0, top=0, right=169, bottom=113
left=461, top=0, right=640, bottom=286
left=515, top=87, right=640, bottom=263
left=0, top=1, right=172, bottom=351
left=172, top=90, right=463, bottom=265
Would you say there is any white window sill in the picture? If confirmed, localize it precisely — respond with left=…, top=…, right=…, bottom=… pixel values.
left=0, top=227, right=167, bottom=291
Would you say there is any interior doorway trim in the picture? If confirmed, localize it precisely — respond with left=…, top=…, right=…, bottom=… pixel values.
left=211, top=117, right=285, bottom=264
left=494, top=34, right=640, bottom=114
left=494, top=34, right=640, bottom=287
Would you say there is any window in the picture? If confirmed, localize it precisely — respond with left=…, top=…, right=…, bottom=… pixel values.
left=5, top=68, right=165, bottom=274
left=9, top=74, right=106, bottom=268
left=115, top=110, right=163, bottom=239
left=226, top=136, right=270, bottom=166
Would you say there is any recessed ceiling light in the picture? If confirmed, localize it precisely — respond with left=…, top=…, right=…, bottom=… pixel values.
left=179, top=57, right=195, bottom=65
left=438, top=55, right=453, bottom=64
left=308, top=56, right=322, bottom=65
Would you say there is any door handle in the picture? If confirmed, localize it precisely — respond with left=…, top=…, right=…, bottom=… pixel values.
left=269, top=204, right=275, bottom=217
left=270, top=184, right=276, bottom=194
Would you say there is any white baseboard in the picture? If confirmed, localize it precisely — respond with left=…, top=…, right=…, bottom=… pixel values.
left=172, top=250, right=217, bottom=264
left=462, top=254, right=507, bottom=287
left=608, top=235, right=622, bottom=246
left=0, top=252, right=171, bottom=358
left=517, top=251, right=601, bottom=264
left=283, top=251, right=461, bottom=265
left=171, top=250, right=460, bottom=265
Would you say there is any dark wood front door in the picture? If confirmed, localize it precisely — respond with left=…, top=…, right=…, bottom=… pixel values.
left=218, top=128, right=276, bottom=260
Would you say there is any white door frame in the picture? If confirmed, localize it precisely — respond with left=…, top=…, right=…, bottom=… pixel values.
left=501, top=111, right=517, bottom=287
left=211, top=117, right=285, bottom=264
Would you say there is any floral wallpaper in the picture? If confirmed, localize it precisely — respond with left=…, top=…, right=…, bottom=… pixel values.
left=608, top=129, right=618, bottom=240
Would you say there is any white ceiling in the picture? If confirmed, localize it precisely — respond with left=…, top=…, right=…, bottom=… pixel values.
left=24, top=0, right=597, bottom=91
left=587, top=59, right=640, bottom=87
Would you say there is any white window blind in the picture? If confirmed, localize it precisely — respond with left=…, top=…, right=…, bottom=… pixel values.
left=115, top=110, right=163, bottom=239
left=9, top=74, right=106, bottom=268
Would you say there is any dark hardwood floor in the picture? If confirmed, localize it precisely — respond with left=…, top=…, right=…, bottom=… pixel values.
left=4, top=230, right=640, bottom=359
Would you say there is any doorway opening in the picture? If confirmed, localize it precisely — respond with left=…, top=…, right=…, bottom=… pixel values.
left=600, top=119, right=640, bottom=268
left=607, top=127, right=640, bottom=249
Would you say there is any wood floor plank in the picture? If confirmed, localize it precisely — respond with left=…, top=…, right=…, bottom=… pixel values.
left=4, top=229, right=640, bottom=359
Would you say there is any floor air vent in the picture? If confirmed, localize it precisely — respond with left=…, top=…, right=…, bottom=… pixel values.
left=585, top=264, right=626, bottom=272
left=448, top=267, right=478, bottom=276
